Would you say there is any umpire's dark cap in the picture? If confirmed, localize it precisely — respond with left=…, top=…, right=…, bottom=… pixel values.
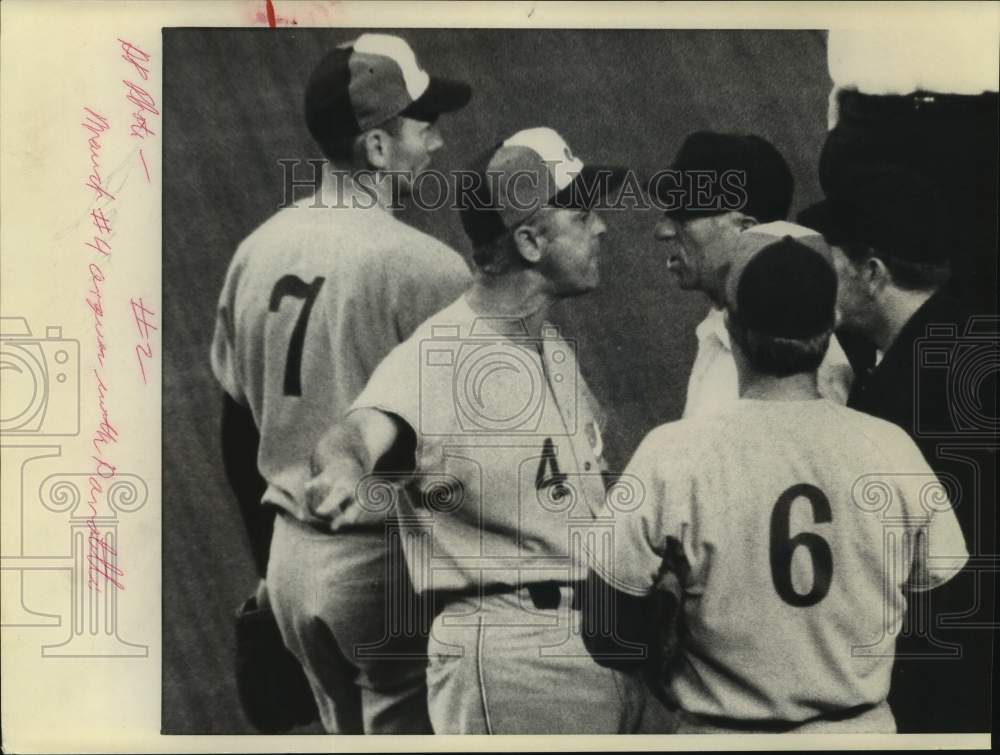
left=653, top=131, right=794, bottom=223
left=797, top=165, right=951, bottom=266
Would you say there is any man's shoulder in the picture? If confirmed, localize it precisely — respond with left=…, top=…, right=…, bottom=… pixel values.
left=359, top=296, right=469, bottom=401
left=884, top=288, right=975, bottom=357
left=383, top=295, right=471, bottom=354
left=819, top=400, right=925, bottom=462
left=231, top=205, right=339, bottom=268
left=409, top=295, right=473, bottom=337
left=634, top=412, right=733, bottom=462
left=378, top=215, right=467, bottom=270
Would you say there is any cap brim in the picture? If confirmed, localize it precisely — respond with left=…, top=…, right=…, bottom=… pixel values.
left=400, top=76, right=471, bottom=121
left=647, top=168, right=730, bottom=220
left=550, top=164, right=628, bottom=210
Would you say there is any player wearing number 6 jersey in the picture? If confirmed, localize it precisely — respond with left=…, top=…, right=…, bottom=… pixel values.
left=210, top=34, right=471, bottom=733
left=589, top=223, right=968, bottom=734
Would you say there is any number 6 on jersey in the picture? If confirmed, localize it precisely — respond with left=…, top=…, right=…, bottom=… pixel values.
left=769, top=483, right=833, bottom=607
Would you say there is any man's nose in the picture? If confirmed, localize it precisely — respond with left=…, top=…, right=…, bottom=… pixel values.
left=654, top=217, right=678, bottom=241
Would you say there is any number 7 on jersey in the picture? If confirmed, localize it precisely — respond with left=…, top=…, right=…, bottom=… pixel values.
left=268, top=275, right=325, bottom=396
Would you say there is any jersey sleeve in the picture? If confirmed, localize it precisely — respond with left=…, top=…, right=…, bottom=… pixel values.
left=599, top=425, right=691, bottom=597
left=886, top=428, right=970, bottom=591
left=911, top=507, right=969, bottom=591
left=348, top=339, right=422, bottom=436
left=209, top=253, right=248, bottom=405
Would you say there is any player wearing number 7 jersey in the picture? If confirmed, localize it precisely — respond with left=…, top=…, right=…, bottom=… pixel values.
left=589, top=224, right=968, bottom=734
left=210, top=34, right=471, bottom=733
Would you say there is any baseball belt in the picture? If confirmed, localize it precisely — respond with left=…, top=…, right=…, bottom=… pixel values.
left=430, top=581, right=583, bottom=618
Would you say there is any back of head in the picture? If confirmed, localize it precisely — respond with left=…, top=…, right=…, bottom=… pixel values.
left=304, top=33, right=470, bottom=164
left=797, top=165, right=952, bottom=291
left=725, top=224, right=838, bottom=377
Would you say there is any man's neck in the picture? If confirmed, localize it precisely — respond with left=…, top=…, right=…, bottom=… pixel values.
left=870, top=286, right=937, bottom=352
left=740, top=371, right=822, bottom=401
left=465, top=270, right=553, bottom=338
left=322, top=164, right=395, bottom=212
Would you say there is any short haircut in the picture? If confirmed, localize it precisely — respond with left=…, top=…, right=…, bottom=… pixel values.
left=469, top=208, right=566, bottom=275
left=728, top=316, right=831, bottom=377
left=316, top=116, right=405, bottom=165
left=838, top=241, right=951, bottom=291
left=471, top=233, right=519, bottom=275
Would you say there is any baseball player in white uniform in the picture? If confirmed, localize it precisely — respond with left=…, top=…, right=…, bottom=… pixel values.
left=588, top=225, right=968, bottom=733
left=306, top=128, right=670, bottom=734
left=210, top=34, right=472, bottom=733
left=651, top=131, right=853, bottom=418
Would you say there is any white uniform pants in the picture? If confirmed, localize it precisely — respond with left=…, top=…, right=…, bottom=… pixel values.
left=425, top=585, right=675, bottom=734
left=267, top=513, right=431, bottom=733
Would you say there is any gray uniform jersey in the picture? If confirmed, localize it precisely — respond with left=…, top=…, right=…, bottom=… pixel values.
left=604, top=399, right=968, bottom=723
left=210, top=186, right=471, bottom=522
left=349, top=294, right=609, bottom=592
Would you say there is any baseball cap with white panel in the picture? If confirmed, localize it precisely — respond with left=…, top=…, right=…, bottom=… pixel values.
left=305, top=33, right=471, bottom=146
left=460, top=127, right=627, bottom=247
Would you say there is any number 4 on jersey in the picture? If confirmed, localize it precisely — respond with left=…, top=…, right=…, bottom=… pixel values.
left=268, top=275, right=325, bottom=396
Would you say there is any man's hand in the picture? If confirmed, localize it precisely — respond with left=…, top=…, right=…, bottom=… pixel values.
left=305, top=430, right=365, bottom=524
left=304, top=409, right=407, bottom=528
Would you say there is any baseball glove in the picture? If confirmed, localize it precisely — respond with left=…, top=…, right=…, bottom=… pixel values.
left=234, top=593, right=318, bottom=732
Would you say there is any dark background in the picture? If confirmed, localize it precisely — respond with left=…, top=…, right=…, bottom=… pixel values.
left=163, top=27, right=831, bottom=733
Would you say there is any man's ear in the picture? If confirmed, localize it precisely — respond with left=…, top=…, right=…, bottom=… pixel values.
left=361, top=129, right=391, bottom=170
left=512, top=221, right=545, bottom=264
left=864, top=255, right=892, bottom=294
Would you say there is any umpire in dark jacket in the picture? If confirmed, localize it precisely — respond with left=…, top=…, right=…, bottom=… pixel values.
left=799, top=166, right=996, bottom=734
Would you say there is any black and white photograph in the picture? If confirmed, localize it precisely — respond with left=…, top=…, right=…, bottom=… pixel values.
left=161, top=16, right=997, bottom=738
left=1, top=2, right=995, bottom=751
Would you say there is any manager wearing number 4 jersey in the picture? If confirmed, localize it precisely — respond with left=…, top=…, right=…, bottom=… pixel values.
left=308, top=128, right=672, bottom=734
left=210, top=34, right=471, bottom=733
left=587, top=224, right=968, bottom=734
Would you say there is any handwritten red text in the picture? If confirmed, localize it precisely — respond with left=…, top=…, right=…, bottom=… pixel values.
left=130, top=297, right=157, bottom=385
